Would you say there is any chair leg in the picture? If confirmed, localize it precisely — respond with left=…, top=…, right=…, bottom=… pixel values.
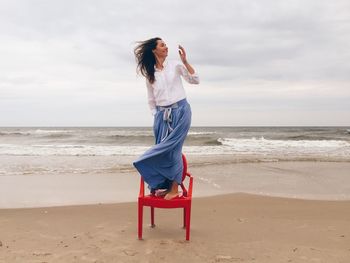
left=138, top=201, right=143, bottom=240
left=151, top=207, right=155, bottom=227
left=185, top=205, right=191, bottom=241
left=183, top=207, right=186, bottom=228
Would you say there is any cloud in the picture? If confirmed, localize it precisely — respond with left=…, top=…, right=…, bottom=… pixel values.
left=0, top=0, right=349, bottom=126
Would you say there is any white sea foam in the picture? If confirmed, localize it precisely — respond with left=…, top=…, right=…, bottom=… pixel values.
left=95, top=130, right=154, bottom=137
left=31, top=129, right=74, bottom=134
left=0, top=136, right=350, bottom=159
left=0, top=144, right=149, bottom=156
left=218, top=137, right=350, bottom=155
left=188, top=131, right=217, bottom=135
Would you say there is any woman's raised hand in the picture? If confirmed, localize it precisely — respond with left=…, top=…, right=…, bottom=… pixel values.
left=178, top=45, right=187, bottom=64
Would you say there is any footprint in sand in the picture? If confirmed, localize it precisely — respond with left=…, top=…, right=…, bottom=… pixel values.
left=123, top=249, right=138, bottom=256
left=100, top=239, right=112, bottom=244
left=145, top=249, right=153, bottom=255
left=159, top=240, right=170, bottom=245
left=32, top=252, right=52, bottom=256
left=84, top=232, right=94, bottom=239
left=215, top=255, right=243, bottom=262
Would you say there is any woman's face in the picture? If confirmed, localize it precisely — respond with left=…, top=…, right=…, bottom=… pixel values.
left=153, top=39, right=168, bottom=58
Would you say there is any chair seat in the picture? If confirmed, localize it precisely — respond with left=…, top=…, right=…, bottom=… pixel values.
left=141, top=194, right=191, bottom=208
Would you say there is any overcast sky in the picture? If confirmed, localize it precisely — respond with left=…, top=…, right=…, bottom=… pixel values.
left=1, top=0, right=349, bottom=126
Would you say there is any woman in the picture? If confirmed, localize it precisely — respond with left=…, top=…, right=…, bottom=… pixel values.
left=133, top=37, right=199, bottom=200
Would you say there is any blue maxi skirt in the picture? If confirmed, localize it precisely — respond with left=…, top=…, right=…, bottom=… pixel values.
left=133, top=98, right=192, bottom=192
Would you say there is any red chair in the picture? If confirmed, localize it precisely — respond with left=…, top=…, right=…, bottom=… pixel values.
left=138, top=154, right=194, bottom=241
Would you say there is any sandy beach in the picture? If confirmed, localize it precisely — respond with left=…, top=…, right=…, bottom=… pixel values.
left=1, top=156, right=350, bottom=262
left=1, top=193, right=350, bottom=262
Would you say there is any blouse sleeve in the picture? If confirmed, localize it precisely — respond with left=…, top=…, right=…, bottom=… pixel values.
left=176, top=61, right=200, bottom=84
left=146, top=79, right=157, bottom=116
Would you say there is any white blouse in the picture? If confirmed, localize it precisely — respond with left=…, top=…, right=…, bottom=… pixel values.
left=146, top=59, right=200, bottom=115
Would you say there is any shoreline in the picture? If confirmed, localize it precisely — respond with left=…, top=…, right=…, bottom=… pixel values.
left=1, top=159, right=350, bottom=208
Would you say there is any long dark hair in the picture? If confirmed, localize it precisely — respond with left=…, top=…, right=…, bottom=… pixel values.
left=134, top=37, right=161, bottom=84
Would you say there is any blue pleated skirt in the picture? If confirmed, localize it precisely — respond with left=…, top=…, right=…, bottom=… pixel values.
left=133, top=98, right=192, bottom=192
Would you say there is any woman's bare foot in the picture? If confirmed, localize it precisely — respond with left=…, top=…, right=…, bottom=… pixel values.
left=164, top=181, right=179, bottom=200
left=155, top=189, right=169, bottom=197
left=164, top=192, right=179, bottom=200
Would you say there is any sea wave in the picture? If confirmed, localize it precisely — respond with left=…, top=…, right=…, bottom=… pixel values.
left=0, top=131, right=31, bottom=136
left=285, top=135, right=347, bottom=141
left=0, top=129, right=74, bottom=138
left=218, top=137, right=350, bottom=151
left=31, top=129, right=74, bottom=134
left=1, top=137, right=349, bottom=159
left=188, top=131, right=217, bottom=135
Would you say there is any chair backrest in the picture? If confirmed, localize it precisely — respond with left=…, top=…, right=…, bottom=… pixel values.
left=181, top=153, right=188, bottom=182
left=180, top=154, right=191, bottom=197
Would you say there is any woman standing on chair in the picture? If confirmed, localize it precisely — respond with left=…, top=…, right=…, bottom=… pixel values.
left=133, top=37, right=199, bottom=200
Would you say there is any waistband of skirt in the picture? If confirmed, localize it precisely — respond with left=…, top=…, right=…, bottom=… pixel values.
left=156, top=98, right=188, bottom=111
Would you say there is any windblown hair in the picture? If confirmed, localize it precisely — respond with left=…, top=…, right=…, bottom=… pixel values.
left=134, top=37, right=161, bottom=84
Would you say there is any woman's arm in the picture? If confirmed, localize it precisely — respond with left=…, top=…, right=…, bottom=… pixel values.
left=183, top=61, right=195, bottom=75
left=146, top=79, right=157, bottom=115
left=177, top=63, right=200, bottom=84
left=179, top=45, right=196, bottom=74
left=178, top=45, right=200, bottom=84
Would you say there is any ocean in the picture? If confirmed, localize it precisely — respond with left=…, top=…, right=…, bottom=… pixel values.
left=0, top=126, right=349, bottom=158
left=1, top=126, right=350, bottom=177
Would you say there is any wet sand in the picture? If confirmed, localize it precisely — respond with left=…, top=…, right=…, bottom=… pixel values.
left=1, top=156, right=350, bottom=208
